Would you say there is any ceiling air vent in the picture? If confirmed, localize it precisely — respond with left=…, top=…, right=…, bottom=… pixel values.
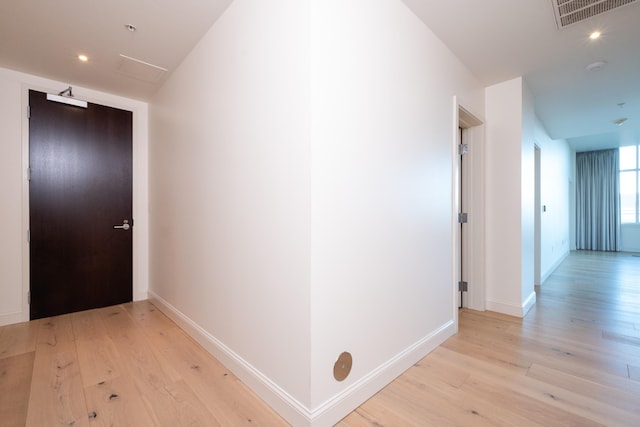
left=551, top=0, right=638, bottom=28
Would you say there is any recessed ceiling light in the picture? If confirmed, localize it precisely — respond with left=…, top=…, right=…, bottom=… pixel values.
left=78, top=54, right=89, bottom=62
left=585, top=60, right=607, bottom=71
left=612, top=117, right=628, bottom=126
left=125, top=24, right=137, bottom=32
left=589, top=31, right=601, bottom=40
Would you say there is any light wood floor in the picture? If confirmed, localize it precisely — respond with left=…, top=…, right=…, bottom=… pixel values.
left=1, top=251, right=639, bottom=426
left=338, top=250, right=640, bottom=427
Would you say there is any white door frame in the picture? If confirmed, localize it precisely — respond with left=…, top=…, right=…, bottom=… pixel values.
left=534, top=144, right=541, bottom=286
left=19, top=80, right=150, bottom=323
left=453, top=98, right=485, bottom=320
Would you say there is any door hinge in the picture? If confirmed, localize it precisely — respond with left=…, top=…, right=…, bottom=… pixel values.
left=28, top=292, right=31, bottom=305
left=458, top=212, right=468, bottom=224
left=27, top=229, right=30, bottom=243
left=27, top=105, right=31, bottom=119
left=458, top=281, right=468, bottom=292
left=458, top=143, right=468, bottom=156
left=27, top=167, right=31, bottom=181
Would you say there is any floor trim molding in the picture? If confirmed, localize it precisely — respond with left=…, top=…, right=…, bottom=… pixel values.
left=486, top=290, right=537, bottom=318
left=0, top=311, right=23, bottom=327
left=541, top=250, right=569, bottom=284
left=309, top=320, right=456, bottom=426
left=149, top=291, right=456, bottom=426
left=148, top=291, right=311, bottom=426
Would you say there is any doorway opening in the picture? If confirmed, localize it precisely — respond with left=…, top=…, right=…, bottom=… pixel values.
left=456, top=105, right=484, bottom=312
left=534, top=145, right=541, bottom=286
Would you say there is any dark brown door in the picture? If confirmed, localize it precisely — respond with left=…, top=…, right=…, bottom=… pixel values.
left=29, top=90, right=133, bottom=319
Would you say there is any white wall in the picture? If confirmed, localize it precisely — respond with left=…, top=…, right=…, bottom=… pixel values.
left=309, top=0, right=483, bottom=421
left=0, top=67, right=149, bottom=327
left=148, top=0, right=484, bottom=425
left=484, top=77, right=537, bottom=317
left=570, top=153, right=577, bottom=251
left=148, top=0, right=313, bottom=422
left=485, top=77, right=573, bottom=310
left=483, top=77, right=571, bottom=315
left=521, top=82, right=536, bottom=310
left=534, top=117, right=572, bottom=281
left=485, top=78, right=526, bottom=315
left=621, top=224, right=640, bottom=252
left=0, top=74, right=23, bottom=325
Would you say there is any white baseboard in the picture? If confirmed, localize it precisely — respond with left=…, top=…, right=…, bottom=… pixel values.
left=541, top=250, right=569, bottom=284
left=148, top=291, right=311, bottom=426
left=133, top=290, right=149, bottom=302
left=0, top=310, right=24, bottom=327
left=148, top=291, right=456, bottom=426
left=486, top=290, right=536, bottom=318
left=309, top=320, right=456, bottom=426
left=521, top=291, right=536, bottom=317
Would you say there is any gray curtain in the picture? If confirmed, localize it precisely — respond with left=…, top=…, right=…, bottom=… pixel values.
left=575, top=149, right=620, bottom=251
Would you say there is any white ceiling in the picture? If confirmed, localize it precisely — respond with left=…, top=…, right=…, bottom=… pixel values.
left=1, top=0, right=638, bottom=152
left=401, top=0, right=640, bottom=152
left=0, top=0, right=232, bottom=100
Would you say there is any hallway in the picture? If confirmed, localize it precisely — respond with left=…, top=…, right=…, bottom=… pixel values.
left=338, top=251, right=640, bottom=426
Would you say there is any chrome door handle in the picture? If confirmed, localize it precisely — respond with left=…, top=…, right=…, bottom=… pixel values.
left=113, top=220, right=130, bottom=230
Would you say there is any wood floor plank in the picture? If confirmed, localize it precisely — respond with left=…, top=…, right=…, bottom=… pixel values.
left=93, top=305, right=137, bottom=340
left=459, top=375, right=605, bottom=427
left=502, top=325, right=632, bottom=378
left=26, top=344, right=89, bottom=426
left=0, top=319, right=40, bottom=359
left=405, top=357, right=558, bottom=426
left=110, top=327, right=183, bottom=397
left=154, top=326, right=285, bottom=425
left=0, top=351, right=35, bottom=427
left=142, top=379, right=223, bottom=426
left=339, top=405, right=417, bottom=427
left=359, top=387, right=451, bottom=427
left=36, top=314, right=75, bottom=349
left=603, top=329, right=640, bottom=347
left=75, top=337, right=123, bottom=388
left=71, top=308, right=110, bottom=342
left=396, top=373, right=550, bottom=427
left=84, top=375, right=156, bottom=426
left=526, top=363, right=640, bottom=413
left=433, top=346, right=640, bottom=427
left=336, top=409, right=380, bottom=427
left=121, top=299, right=176, bottom=335
left=412, top=356, right=470, bottom=389
left=26, top=314, right=90, bottom=427
left=440, top=331, right=533, bottom=372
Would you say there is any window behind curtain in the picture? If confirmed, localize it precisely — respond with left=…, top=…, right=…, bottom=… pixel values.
left=620, top=145, right=639, bottom=223
left=575, top=149, right=620, bottom=251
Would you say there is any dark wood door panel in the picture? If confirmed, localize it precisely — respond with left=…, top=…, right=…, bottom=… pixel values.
left=29, top=90, right=133, bottom=319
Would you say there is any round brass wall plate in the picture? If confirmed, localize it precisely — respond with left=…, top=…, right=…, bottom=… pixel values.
left=333, top=352, right=352, bottom=382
